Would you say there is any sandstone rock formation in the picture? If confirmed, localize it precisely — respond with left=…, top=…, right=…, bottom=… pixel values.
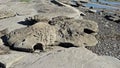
left=32, top=0, right=83, bottom=19
left=7, top=22, right=56, bottom=52
left=0, top=28, right=8, bottom=37
left=49, top=16, right=98, bottom=46
left=6, top=16, right=98, bottom=52
left=0, top=29, right=10, bottom=55
left=12, top=47, right=120, bottom=68
left=0, top=51, right=26, bottom=68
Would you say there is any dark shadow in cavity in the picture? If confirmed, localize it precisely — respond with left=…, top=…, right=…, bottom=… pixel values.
left=9, top=43, right=44, bottom=53
left=84, top=28, right=95, bottom=34
left=58, top=42, right=78, bottom=48
left=1, top=35, right=9, bottom=46
left=51, top=0, right=64, bottom=6
left=33, top=43, right=44, bottom=51
left=10, top=46, right=33, bottom=53
left=0, top=62, right=6, bottom=68
left=17, top=18, right=38, bottom=26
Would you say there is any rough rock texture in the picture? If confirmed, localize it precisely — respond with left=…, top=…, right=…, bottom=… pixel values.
left=0, top=29, right=10, bottom=55
left=105, top=14, right=120, bottom=23
left=49, top=16, right=98, bottom=46
left=0, top=28, right=8, bottom=37
left=7, top=22, right=56, bottom=51
left=12, top=47, right=120, bottom=68
left=6, top=16, right=98, bottom=52
left=0, top=5, right=16, bottom=19
left=0, top=44, right=10, bottom=55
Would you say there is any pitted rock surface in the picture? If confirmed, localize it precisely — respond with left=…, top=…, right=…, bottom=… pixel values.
left=7, top=22, right=56, bottom=51
left=49, top=16, right=98, bottom=46
left=6, top=16, right=98, bottom=51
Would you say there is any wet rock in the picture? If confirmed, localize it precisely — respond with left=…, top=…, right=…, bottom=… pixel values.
left=79, top=0, right=89, bottom=3
left=6, top=22, right=56, bottom=52
left=105, top=15, right=120, bottom=23
left=49, top=16, right=98, bottom=46
left=88, top=9, right=97, bottom=13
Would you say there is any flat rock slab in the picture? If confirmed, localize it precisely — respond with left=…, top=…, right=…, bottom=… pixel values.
left=12, top=47, right=120, bottom=68
left=0, top=2, right=37, bottom=16
left=0, top=16, right=26, bottom=32
left=0, top=51, right=27, bottom=68
left=32, top=0, right=83, bottom=19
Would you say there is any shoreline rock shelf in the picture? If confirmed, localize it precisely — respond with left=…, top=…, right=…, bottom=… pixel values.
left=0, top=0, right=120, bottom=68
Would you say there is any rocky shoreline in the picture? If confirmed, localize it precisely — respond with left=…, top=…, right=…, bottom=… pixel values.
left=0, top=0, right=120, bottom=68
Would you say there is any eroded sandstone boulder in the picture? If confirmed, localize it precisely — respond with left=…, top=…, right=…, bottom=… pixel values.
left=49, top=16, right=98, bottom=46
left=6, top=16, right=98, bottom=52
left=7, top=22, right=56, bottom=52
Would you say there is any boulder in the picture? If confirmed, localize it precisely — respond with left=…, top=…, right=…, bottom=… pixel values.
left=49, top=16, right=98, bottom=46
left=7, top=22, right=56, bottom=52
left=6, top=16, right=98, bottom=52
left=88, top=9, right=97, bottom=13
left=105, top=15, right=120, bottom=23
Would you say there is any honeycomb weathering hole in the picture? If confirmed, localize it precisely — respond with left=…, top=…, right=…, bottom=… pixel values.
left=33, top=43, right=44, bottom=51
left=84, top=28, right=95, bottom=34
left=58, top=42, right=78, bottom=48
left=0, top=62, right=6, bottom=68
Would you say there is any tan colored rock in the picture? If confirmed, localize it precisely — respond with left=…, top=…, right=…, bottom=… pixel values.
left=0, top=52, right=26, bottom=68
left=33, top=0, right=83, bottom=19
left=0, top=44, right=10, bottom=55
left=6, top=16, right=98, bottom=52
left=12, top=47, right=120, bottom=68
left=0, top=38, right=3, bottom=45
left=0, top=29, right=9, bottom=55
left=7, top=22, right=56, bottom=51
left=0, top=5, right=16, bottom=19
left=0, top=28, right=8, bottom=37
left=49, top=16, right=98, bottom=46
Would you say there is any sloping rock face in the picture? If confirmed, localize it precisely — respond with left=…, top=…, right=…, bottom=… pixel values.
left=49, top=16, right=98, bottom=46
left=7, top=23, right=56, bottom=51
left=6, top=16, right=98, bottom=52
left=12, top=47, right=120, bottom=68
left=32, top=0, right=83, bottom=19
left=0, top=29, right=10, bottom=55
